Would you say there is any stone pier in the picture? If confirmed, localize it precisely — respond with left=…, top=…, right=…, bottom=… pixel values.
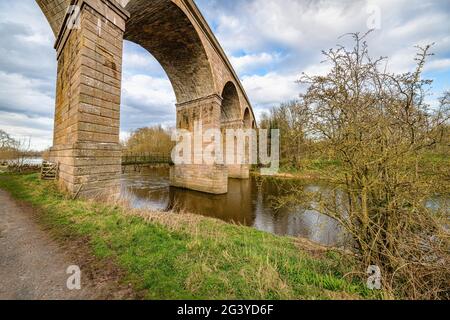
left=171, top=95, right=228, bottom=194
left=221, top=119, right=251, bottom=180
left=49, top=0, right=129, bottom=197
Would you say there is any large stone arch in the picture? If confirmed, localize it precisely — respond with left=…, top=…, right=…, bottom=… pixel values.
left=36, top=0, right=72, bottom=36
left=34, top=0, right=256, bottom=197
left=123, top=0, right=215, bottom=104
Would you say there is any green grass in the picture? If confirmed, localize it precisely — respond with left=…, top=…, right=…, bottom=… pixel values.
left=256, top=158, right=342, bottom=181
left=275, top=152, right=448, bottom=182
left=0, top=173, right=375, bottom=300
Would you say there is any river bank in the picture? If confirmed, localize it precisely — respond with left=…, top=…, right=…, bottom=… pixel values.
left=252, top=170, right=323, bottom=181
left=0, top=173, right=376, bottom=300
left=121, top=168, right=349, bottom=247
left=254, top=152, right=450, bottom=183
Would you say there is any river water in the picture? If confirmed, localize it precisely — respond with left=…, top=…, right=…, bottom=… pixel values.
left=2, top=158, right=43, bottom=165
left=121, top=167, right=349, bottom=247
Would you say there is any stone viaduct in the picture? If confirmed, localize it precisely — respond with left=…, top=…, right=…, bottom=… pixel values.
left=35, top=0, right=256, bottom=197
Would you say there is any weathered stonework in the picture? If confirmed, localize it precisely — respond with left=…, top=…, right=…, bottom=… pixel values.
left=221, top=119, right=250, bottom=180
left=171, top=94, right=228, bottom=194
left=48, top=0, right=129, bottom=197
left=221, top=82, right=251, bottom=179
left=36, top=0, right=257, bottom=197
left=36, top=0, right=71, bottom=36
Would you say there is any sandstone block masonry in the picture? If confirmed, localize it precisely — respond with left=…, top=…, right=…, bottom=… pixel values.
left=49, top=0, right=129, bottom=198
left=221, top=119, right=251, bottom=180
left=171, top=94, right=228, bottom=194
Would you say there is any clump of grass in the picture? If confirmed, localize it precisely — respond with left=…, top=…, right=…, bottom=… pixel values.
left=0, top=173, right=376, bottom=300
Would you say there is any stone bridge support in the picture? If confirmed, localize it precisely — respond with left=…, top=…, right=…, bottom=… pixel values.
left=49, top=0, right=129, bottom=197
left=171, top=94, right=228, bottom=194
left=222, top=119, right=250, bottom=180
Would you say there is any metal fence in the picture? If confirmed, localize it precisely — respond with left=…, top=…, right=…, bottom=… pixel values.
left=122, top=153, right=173, bottom=166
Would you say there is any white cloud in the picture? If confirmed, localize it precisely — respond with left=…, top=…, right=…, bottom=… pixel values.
left=122, top=74, right=175, bottom=110
left=200, top=0, right=450, bottom=72
left=0, top=72, right=54, bottom=118
left=0, top=0, right=54, bottom=45
left=242, top=72, right=299, bottom=108
left=124, top=51, right=153, bottom=69
left=122, top=41, right=167, bottom=77
left=230, top=52, right=281, bottom=74
left=203, top=0, right=366, bottom=53
left=120, top=130, right=131, bottom=143
left=425, top=59, right=450, bottom=72
left=302, top=61, right=333, bottom=77
left=0, top=111, right=53, bottom=150
left=120, top=74, right=176, bottom=131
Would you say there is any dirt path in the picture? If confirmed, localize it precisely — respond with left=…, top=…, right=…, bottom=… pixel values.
left=0, top=189, right=132, bottom=300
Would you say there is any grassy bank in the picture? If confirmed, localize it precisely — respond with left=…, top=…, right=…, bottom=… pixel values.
left=258, top=152, right=449, bottom=183
left=252, top=159, right=341, bottom=181
left=0, top=173, right=375, bottom=300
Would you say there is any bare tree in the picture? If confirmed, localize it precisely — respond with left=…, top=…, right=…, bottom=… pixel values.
left=0, top=129, right=15, bottom=149
left=0, top=130, right=18, bottom=163
left=280, top=32, right=449, bottom=299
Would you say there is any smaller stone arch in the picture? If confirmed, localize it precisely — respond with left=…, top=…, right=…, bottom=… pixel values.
left=243, top=108, right=252, bottom=128
left=220, top=83, right=251, bottom=180
left=220, top=81, right=242, bottom=122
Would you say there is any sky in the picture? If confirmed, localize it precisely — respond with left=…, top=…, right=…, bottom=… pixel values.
left=0, top=0, right=449, bottom=150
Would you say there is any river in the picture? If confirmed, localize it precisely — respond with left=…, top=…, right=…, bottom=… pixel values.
left=2, top=158, right=43, bottom=165
left=121, top=167, right=350, bottom=247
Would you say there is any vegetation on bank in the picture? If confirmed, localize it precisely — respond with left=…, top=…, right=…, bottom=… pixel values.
left=261, top=32, right=449, bottom=300
left=257, top=152, right=449, bottom=183
left=0, top=173, right=376, bottom=300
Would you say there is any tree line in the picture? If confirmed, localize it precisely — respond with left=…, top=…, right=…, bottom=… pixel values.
left=121, top=125, right=175, bottom=156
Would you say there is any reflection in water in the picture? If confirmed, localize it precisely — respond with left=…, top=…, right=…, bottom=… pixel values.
left=121, top=167, right=348, bottom=247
